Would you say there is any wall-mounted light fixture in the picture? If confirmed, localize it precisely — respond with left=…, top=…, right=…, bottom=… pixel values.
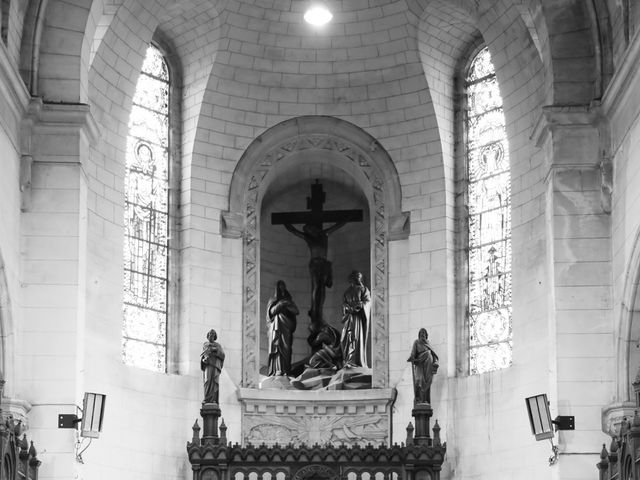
left=525, top=394, right=575, bottom=466
left=58, top=392, right=106, bottom=462
left=80, top=392, right=106, bottom=438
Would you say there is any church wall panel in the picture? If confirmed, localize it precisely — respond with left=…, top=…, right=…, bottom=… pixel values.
left=0, top=122, right=22, bottom=396
left=604, top=28, right=640, bottom=409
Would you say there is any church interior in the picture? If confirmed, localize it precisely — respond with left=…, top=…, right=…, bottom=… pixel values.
left=0, top=0, right=639, bottom=479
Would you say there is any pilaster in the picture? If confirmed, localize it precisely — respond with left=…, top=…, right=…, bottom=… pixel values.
left=532, top=104, right=614, bottom=472
left=19, top=98, right=99, bottom=480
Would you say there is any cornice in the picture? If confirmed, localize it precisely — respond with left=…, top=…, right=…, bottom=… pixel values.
left=530, top=104, right=598, bottom=148
left=23, top=97, right=101, bottom=150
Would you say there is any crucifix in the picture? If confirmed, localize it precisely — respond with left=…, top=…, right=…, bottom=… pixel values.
left=272, top=180, right=363, bottom=329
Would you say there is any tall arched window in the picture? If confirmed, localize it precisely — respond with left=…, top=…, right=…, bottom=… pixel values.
left=123, top=44, right=173, bottom=372
left=464, top=46, right=512, bottom=374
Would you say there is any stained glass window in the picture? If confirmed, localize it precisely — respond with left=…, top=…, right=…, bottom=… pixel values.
left=465, top=47, right=512, bottom=374
left=123, top=45, right=170, bottom=372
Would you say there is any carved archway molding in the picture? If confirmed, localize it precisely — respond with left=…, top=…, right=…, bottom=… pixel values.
left=224, top=116, right=408, bottom=388
left=292, top=464, right=339, bottom=480
left=601, top=225, right=640, bottom=436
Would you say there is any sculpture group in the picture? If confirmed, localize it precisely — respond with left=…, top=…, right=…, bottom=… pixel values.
left=199, top=180, right=438, bottom=398
left=265, top=270, right=371, bottom=390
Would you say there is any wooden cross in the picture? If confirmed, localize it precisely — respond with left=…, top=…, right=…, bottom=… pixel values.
left=271, top=180, right=363, bottom=227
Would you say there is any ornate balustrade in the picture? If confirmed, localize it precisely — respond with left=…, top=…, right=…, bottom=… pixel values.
left=598, top=374, right=640, bottom=479
left=187, top=402, right=446, bottom=480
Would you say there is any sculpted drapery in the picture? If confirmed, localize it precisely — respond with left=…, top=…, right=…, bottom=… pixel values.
left=266, top=280, right=299, bottom=376
left=407, top=328, right=439, bottom=404
left=340, top=271, right=370, bottom=368
left=201, top=329, right=225, bottom=404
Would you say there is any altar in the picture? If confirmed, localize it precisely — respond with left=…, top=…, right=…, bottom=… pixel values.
left=237, top=388, right=397, bottom=447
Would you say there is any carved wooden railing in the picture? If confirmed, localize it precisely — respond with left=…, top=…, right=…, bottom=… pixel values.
left=188, top=403, right=446, bottom=480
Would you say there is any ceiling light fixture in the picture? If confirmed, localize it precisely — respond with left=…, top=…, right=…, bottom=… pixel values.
left=304, top=4, right=333, bottom=26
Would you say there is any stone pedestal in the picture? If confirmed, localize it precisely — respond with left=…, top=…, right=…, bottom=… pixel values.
left=412, top=402, right=433, bottom=446
left=201, top=403, right=222, bottom=445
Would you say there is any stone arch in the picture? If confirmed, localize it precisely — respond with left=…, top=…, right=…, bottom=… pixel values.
left=225, top=116, right=408, bottom=389
left=617, top=227, right=640, bottom=403
left=532, top=0, right=609, bottom=104
left=32, top=0, right=94, bottom=102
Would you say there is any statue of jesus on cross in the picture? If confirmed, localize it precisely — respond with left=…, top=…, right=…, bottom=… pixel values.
left=272, top=180, right=363, bottom=330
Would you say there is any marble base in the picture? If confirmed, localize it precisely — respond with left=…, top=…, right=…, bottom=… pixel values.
left=237, top=387, right=397, bottom=447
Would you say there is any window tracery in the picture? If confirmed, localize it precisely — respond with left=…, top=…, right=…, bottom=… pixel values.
left=464, top=46, right=512, bottom=374
left=123, top=45, right=171, bottom=372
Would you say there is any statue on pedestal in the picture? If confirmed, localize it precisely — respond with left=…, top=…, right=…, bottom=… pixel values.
left=201, top=329, right=225, bottom=404
left=266, top=280, right=299, bottom=376
left=407, top=328, right=439, bottom=404
left=340, top=271, right=371, bottom=368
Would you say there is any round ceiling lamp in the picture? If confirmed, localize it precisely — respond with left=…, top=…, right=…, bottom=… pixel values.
left=304, top=4, right=333, bottom=26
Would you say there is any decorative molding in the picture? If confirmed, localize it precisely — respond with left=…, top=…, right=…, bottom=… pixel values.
left=600, top=156, right=613, bottom=214
left=292, top=465, right=338, bottom=480
left=0, top=398, right=31, bottom=431
left=240, top=133, right=390, bottom=389
left=23, top=98, right=101, bottom=148
left=602, top=401, right=636, bottom=437
left=530, top=104, right=598, bottom=149
left=19, top=155, right=33, bottom=212
left=237, top=388, right=396, bottom=447
left=221, top=211, right=244, bottom=239
left=19, top=98, right=100, bottom=211
left=389, top=212, right=410, bottom=241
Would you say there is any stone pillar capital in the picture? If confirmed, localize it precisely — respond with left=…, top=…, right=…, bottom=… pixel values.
left=22, top=98, right=101, bottom=154
left=531, top=104, right=599, bottom=149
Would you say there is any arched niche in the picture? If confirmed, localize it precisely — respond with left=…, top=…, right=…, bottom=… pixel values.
left=224, top=116, right=408, bottom=388
left=259, top=156, right=371, bottom=370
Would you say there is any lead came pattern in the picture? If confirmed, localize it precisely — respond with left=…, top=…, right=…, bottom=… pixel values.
left=466, top=47, right=512, bottom=374
left=123, top=45, right=171, bottom=372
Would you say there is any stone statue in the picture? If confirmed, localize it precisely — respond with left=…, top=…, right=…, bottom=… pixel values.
left=273, top=181, right=363, bottom=329
left=407, top=328, right=439, bottom=404
left=284, top=221, right=347, bottom=327
left=307, top=322, right=342, bottom=369
left=266, top=280, right=299, bottom=376
left=200, top=329, right=225, bottom=404
left=340, top=271, right=371, bottom=368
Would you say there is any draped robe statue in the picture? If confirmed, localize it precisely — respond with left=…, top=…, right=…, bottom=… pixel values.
left=340, top=271, right=371, bottom=368
left=407, top=328, right=439, bottom=404
left=200, top=329, right=225, bottom=404
left=266, top=280, right=299, bottom=376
